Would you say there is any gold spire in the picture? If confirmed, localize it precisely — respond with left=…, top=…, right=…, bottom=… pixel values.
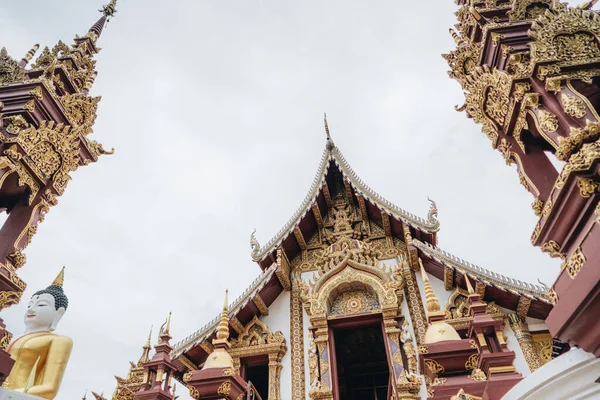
left=52, top=266, right=65, bottom=287
left=145, top=325, right=153, bottom=347
left=83, top=390, right=88, bottom=400
left=24, top=356, right=40, bottom=393
left=324, top=113, right=334, bottom=150
left=464, top=273, right=475, bottom=294
left=216, top=289, right=230, bottom=340
left=165, top=312, right=172, bottom=335
left=419, top=259, right=440, bottom=313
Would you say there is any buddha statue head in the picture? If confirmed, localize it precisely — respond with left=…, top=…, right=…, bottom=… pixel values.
left=25, top=267, right=69, bottom=334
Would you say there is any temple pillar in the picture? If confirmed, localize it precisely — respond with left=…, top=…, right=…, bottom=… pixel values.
left=508, top=314, right=543, bottom=373
left=309, top=316, right=333, bottom=400
left=268, top=352, right=283, bottom=400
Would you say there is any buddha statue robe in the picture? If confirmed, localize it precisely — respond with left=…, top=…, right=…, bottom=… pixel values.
left=5, top=332, right=72, bottom=399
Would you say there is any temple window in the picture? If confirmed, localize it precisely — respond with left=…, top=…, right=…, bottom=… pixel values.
left=241, top=359, right=269, bottom=399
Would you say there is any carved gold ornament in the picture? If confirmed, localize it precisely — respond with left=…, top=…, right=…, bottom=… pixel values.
left=541, top=240, right=566, bottom=260
left=468, top=368, right=487, bottom=382
left=564, top=247, right=586, bottom=279
left=188, top=386, right=200, bottom=399
left=0, top=291, right=22, bottom=311
left=465, top=353, right=478, bottom=370
left=424, top=359, right=445, bottom=374
left=577, top=178, right=600, bottom=198
left=217, top=381, right=231, bottom=396
left=461, top=67, right=512, bottom=145
left=0, top=48, right=24, bottom=85
left=537, top=110, right=559, bottom=133
left=530, top=8, right=600, bottom=65
left=561, top=93, right=587, bottom=118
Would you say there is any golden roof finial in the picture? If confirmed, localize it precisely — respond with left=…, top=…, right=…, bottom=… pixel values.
left=145, top=325, right=153, bottom=347
left=101, top=0, right=118, bottom=17
left=165, top=312, right=172, bottom=335
left=216, top=289, right=230, bottom=341
left=83, top=390, right=88, bottom=400
left=52, top=266, right=65, bottom=287
left=419, top=259, right=440, bottom=313
left=24, top=356, right=40, bottom=393
left=464, top=273, right=475, bottom=294
left=324, top=113, right=335, bottom=150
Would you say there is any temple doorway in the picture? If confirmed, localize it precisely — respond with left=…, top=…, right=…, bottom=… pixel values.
left=332, top=322, right=390, bottom=400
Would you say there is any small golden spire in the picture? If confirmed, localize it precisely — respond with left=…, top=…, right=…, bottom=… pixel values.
left=172, top=383, right=177, bottom=399
left=216, top=289, right=230, bottom=340
left=83, top=390, right=88, bottom=400
left=419, top=259, right=440, bottom=313
left=52, top=266, right=65, bottom=287
left=464, top=273, right=475, bottom=294
left=24, top=356, right=40, bottom=393
left=165, top=312, right=172, bottom=335
left=145, top=325, right=153, bottom=347
left=324, top=113, right=335, bottom=150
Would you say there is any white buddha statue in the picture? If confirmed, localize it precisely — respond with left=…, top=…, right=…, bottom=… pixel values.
left=4, top=267, right=73, bottom=399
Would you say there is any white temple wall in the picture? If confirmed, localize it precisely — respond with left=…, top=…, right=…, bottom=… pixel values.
left=260, top=290, right=292, bottom=398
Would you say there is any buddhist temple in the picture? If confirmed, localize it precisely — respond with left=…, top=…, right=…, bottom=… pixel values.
left=3, top=0, right=600, bottom=399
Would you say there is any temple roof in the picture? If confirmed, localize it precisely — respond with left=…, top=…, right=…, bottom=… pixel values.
left=413, top=239, right=549, bottom=300
left=251, top=138, right=440, bottom=267
left=170, top=263, right=278, bottom=359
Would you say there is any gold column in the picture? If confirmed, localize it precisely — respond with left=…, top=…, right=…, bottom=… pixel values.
left=309, top=317, right=334, bottom=400
left=268, top=352, right=283, bottom=400
left=508, top=314, right=543, bottom=372
left=290, top=274, right=306, bottom=400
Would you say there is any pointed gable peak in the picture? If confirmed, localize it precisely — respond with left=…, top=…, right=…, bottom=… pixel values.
left=251, top=134, right=441, bottom=265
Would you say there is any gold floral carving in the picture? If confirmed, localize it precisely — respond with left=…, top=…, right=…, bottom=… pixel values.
left=461, top=66, right=512, bottom=145
left=0, top=330, right=12, bottom=351
left=516, top=297, right=532, bottom=319
left=329, top=289, right=380, bottom=316
left=0, top=290, right=22, bottom=311
left=509, top=0, right=556, bottom=22
left=533, top=334, right=553, bottom=366
left=548, top=287, right=559, bottom=305
left=468, top=368, right=487, bottom=382
left=537, top=110, right=559, bottom=133
left=577, top=177, right=600, bottom=198
left=217, top=381, right=231, bottom=396
left=424, top=359, right=445, bottom=374
left=564, top=247, right=586, bottom=279
left=561, top=93, right=587, bottom=118
left=188, top=386, right=200, bottom=399
left=418, top=345, right=429, bottom=354
left=442, top=42, right=481, bottom=82
left=530, top=8, right=600, bottom=65
left=465, top=353, right=478, bottom=370
left=541, top=240, right=566, bottom=260
left=183, top=372, right=192, bottom=383
left=532, top=198, right=543, bottom=216
left=556, top=140, right=600, bottom=190
left=556, top=121, right=600, bottom=161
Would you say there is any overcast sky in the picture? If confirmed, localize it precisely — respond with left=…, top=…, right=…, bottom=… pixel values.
left=1, top=1, right=589, bottom=398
